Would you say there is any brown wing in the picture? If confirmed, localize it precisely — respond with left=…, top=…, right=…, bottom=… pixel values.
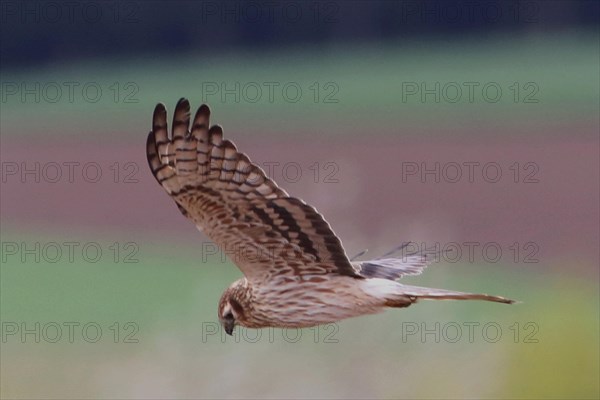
left=146, top=99, right=362, bottom=282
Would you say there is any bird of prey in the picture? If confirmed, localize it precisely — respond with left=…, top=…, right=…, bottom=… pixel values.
left=146, top=99, right=514, bottom=335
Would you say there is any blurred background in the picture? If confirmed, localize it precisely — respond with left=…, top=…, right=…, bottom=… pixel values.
left=1, top=0, right=598, bottom=399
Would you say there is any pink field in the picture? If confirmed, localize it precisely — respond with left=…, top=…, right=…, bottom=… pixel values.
left=2, top=133, right=598, bottom=267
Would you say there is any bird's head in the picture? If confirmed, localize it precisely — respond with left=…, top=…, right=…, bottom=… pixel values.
left=218, top=280, right=247, bottom=336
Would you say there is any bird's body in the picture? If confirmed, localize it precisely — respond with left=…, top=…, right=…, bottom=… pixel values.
left=146, top=99, right=514, bottom=335
left=221, top=276, right=395, bottom=329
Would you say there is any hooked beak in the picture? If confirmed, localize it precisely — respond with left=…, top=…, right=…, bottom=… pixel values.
left=224, top=321, right=235, bottom=336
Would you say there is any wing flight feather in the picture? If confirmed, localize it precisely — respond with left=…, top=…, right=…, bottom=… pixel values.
left=146, top=99, right=361, bottom=281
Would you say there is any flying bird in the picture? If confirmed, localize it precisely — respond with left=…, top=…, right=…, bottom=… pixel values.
left=146, top=99, right=514, bottom=335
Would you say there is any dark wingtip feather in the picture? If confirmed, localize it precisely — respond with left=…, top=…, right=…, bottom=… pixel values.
left=192, top=104, right=211, bottom=132
left=176, top=97, right=188, bottom=105
left=209, top=124, right=224, bottom=145
left=173, top=98, right=191, bottom=139
left=209, top=124, right=223, bottom=134
left=198, top=103, right=211, bottom=115
left=152, top=103, right=167, bottom=131
left=153, top=102, right=166, bottom=117
left=174, top=98, right=190, bottom=116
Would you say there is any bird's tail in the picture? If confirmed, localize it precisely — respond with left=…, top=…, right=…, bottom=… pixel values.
left=385, top=283, right=515, bottom=307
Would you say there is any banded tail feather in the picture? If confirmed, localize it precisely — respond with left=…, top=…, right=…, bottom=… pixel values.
left=395, top=284, right=515, bottom=304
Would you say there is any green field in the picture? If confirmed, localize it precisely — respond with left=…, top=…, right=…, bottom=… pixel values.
left=1, top=227, right=598, bottom=399
left=2, top=34, right=598, bottom=139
